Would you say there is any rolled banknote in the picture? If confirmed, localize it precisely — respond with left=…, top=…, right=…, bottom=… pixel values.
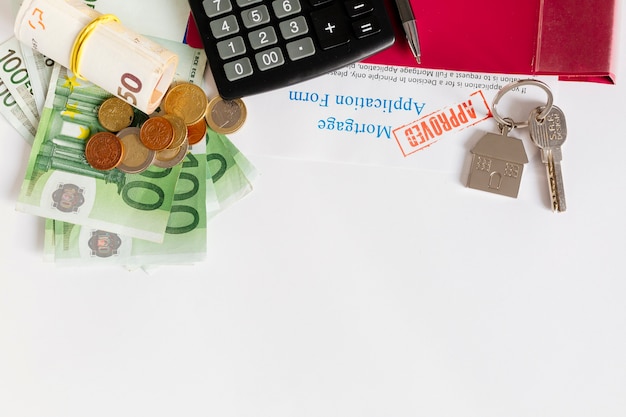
left=14, top=0, right=179, bottom=114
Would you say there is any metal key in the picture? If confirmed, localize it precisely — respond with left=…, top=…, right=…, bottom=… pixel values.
left=529, top=105, right=567, bottom=212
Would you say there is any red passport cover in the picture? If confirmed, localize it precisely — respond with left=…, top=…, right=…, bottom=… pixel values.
left=184, top=0, right=618, bottom=84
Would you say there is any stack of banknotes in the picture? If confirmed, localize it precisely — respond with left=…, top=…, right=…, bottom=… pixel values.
left=1, top=33, right=258, bottom=270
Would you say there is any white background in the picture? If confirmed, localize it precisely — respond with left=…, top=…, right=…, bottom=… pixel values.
left=1, top=3, right=625, bottom=417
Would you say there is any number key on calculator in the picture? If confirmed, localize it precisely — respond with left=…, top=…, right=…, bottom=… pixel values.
left=187, top=0, right=395, bottom=99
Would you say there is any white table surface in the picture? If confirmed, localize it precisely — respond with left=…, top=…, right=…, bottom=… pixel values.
left=1, top=4, right=625, bottom=417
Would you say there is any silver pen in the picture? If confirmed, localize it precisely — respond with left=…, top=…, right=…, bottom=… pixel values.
left=393, top=0, right=421, bottom=63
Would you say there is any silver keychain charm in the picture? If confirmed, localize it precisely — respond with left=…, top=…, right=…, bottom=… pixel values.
left=467, top=118, right=529, bottom=198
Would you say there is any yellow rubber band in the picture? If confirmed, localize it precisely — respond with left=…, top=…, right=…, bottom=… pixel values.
left=69, top=14, right=120, bottom=80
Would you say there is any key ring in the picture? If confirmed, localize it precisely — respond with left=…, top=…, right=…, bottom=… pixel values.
left=492, top=79, right=554, bottom=129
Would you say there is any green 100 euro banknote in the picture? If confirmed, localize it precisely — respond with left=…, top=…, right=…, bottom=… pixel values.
left=51, top=137, right=208, bottom=266
left=16, top=40, right=207, bottom=243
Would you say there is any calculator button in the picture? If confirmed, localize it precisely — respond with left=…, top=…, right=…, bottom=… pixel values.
left=352, top=16, right=381, bottom=38
left=344, top=0, right=373, bottom=18
left=241, top=5, right=271, bottom=29
left=286, top=37, right=316, bottom=61
left=216, top=36, right=247, bottom=59
left=255, top=47, right=285, bottom=71
left=224, top=57, right=254, bottom=81
left=203, top=0, right=233, bottom=17
left=272, top=0, right=302, bottom=19
left=248, top=26, right=278, bottom=50
left=279, top=16, right=309, bottom=40
left=210, top=15, right=240, bottom=39
left=311, top=4, right=350, bottom=49
left=235, top=0, right=262, bottom=6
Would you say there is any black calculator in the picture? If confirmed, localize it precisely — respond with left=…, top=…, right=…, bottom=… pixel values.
left=187, top=0, right=395, bottom=99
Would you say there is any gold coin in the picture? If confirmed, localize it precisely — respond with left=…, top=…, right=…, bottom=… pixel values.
left=162, top=82, right=208, bottom=125
left=162, top=113, right=188, bottom=149
left=153, top=138, right=189, bottom=168
left=98, top=97, right=134, bottom=132
left=116, top=127, right=155, bottom=174
left=205, top=96, right=247, bottom=134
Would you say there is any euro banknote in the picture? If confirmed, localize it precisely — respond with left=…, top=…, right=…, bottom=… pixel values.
left=0, top=37, right=39, bottom=127
left=16, top=40, right=207, bottom=243
left=46, top=130, right=261, bottom=266
left=52, top=138, right=209, bottom=266
left=206, top=129, right=256, bottom=213
left=0, top=78, right=37, bottom=144
left=21, top=46, right=53, bottom=114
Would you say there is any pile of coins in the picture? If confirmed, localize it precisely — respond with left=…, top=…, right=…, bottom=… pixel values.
left=85, top=82, right=209, bottom=173
left=85, top=82, right=249, bottom=173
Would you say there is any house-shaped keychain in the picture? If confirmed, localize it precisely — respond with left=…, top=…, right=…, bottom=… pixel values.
left=467, top=132, right=529, bottom=198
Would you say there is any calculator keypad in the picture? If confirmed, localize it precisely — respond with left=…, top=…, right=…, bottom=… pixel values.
left=188, top=0, right=394, bottom=98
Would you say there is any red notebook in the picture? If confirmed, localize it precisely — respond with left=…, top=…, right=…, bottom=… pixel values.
left=184, top=0, right=618, bottom=84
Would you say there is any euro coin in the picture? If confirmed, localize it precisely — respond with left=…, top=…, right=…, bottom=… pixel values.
left=162, top=82, right=208, bottom=125
left=140, top=116, right=174, bottom=150
left=205, top=96, right=246, bottom=134
left=98, top=97, right=134, bottom=132
left=116, top=127, right=155, bottom=174
left=153, top=138, right=189, bottom=168
left=162, top=113, right=188, bottom=149
left=85, top=131, right=125, bottom=171
left=187, top=117, right=207, bottom=145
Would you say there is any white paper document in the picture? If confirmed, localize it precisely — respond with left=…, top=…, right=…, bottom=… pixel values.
left=231, top=63, right=558, bottom=174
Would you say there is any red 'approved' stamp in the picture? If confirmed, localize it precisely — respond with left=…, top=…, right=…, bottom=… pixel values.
left=393, top=90, right=492, bottom=157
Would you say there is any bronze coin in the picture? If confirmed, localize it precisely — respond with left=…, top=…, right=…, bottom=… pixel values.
left=162, top=82, right=208, bottom=125
left=85, top=131, right=125, bottom=171
left=140, top=116, right=174, bottom=150
left=187, top=118, right=207, bottom=145
left=98, top=97, right=134, bottom=132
